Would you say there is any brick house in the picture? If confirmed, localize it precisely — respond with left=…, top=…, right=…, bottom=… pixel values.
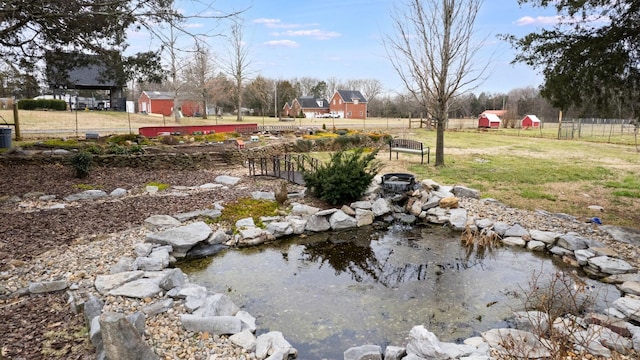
left=282, top=102, right=292, bottom=117
left=291, top=96, right=330, bottom=118
left=329, top=90, right=367, bottom=119
left=138, top=91, right=202, bottom=117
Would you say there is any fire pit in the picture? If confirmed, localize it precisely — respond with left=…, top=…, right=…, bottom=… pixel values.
left=381, top=173, right=416, bottom=194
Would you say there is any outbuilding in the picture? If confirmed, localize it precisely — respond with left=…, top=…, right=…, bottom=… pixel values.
left=521, top=115, right=541, bottom=128
left=478, top=113, right=501, bottom=128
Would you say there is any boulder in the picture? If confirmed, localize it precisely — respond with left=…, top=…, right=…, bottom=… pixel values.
left=180, top=314, right=242, bottom=335
left=343, top=344, right=382, bottom=360
left=145, top=221, right=212, bottom=258
left=329, top=210, right=357, bottom=230
left=100, top=312, right=158, bottom=360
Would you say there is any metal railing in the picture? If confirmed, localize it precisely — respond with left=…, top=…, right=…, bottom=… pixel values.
left=248, top=154, right=319, bottom=185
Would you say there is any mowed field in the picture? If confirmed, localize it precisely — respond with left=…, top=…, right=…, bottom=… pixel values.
left=2, top=109, right=639, bottom=227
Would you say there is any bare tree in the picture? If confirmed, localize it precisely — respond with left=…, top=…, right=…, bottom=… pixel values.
left=182, top=42, right=217, bottom=119
left=225, top=19, right=252, bottom=121
left=384, top=0, right=488, bottom=166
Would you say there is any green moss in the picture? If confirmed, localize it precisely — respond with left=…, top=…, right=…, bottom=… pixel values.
left=213, top=197, right=279, bottom=230
left=146, top=182, right=169, bottom=191
left=74, top=183, right=98, bottom=190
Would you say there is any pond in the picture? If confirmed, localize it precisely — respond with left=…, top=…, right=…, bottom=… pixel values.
left=181, top=225, right=620, bottom=360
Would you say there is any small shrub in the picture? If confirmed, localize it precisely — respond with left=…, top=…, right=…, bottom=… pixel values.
left=84, top=144, right=104, bottom=154
left=160, top=135, right=179, bottom=145
left=303, top=148, right=382, bottom=205
left=106, top=144, right=128, bottom=154
left=129, top=144, right=145, bottom=154
left=71, top=151, right=93, bottom=178
left=107, top=134, right=140, bottom=145
left=294, top=139, right=313, bottom=152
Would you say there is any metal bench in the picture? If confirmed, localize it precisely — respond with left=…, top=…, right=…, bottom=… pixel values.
left=389, top=139, right=430, bottom=164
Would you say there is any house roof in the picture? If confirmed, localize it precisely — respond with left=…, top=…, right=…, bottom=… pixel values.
left=335, top=90, right=367, bottom=103
left=482, top=109, right=507, bottom=117
left=523, top=115, right=541, bottom=122
left=295, top=96, right=329, bottom=109
left=142, top=91, right=174, bottom=100
left=480, top=113, right=502, bottom=122
left=46, top=52, right=124, bottom=90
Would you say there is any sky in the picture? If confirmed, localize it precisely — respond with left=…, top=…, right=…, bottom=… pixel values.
left=128, top=0, right=562, bottom=96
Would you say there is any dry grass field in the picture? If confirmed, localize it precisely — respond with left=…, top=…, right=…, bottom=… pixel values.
left=2, top=108, right=638, bottom=227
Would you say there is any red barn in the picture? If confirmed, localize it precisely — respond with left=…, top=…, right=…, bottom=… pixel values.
left=138, top=91, right=202, bottom=117
left=521, top=115, right=541, bottom=128
left=478, top=113, right=501, bottom=128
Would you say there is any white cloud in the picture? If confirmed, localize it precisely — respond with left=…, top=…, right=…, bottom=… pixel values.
left=264, top=40, right=299, bottom=48
left=253, top=18, right=304, bottom=29
left=515, top=14, right=610, bottom=26
left=281, top=29, right=341, bottom=40
left=515, top=15, right=562, bottom=26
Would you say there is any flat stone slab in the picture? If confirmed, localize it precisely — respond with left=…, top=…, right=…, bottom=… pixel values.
left=587, top=256, right=635, bottom=275
left=95, top=271, right=145, bottom=295
left=108, top=277, right=163, bottom=299
left=145, top=221, right=212, bottom=257
left=214, top=175, right=241, bottom=185
left=64, top=190, right=108, bottom=202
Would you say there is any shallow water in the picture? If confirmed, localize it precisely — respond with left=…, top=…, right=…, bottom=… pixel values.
left=182, top=225, right=619, bottom=360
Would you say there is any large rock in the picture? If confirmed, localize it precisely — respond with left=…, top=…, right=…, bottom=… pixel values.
left=255, top=331, right=297, bottom=360
left=100, top=312, right=158, bottom=360
left=405, top=326, right=449, bottom=360
left=355, top=209, right=375, bottom=227
left=144, top=215, right=181, bottom=229
left=612, top=296, right=640, bottom=322
left=108, top=276, right=163, bottom=299
left=64, top=189, right=108, bottom=202
left=95, top=271, right=145, bottom=295
left=180, top=314, right=242, bottom=335
left=214, top=175, right=241, bottom=185
left=504, top=224, right=529, bottom=238
left=305, top=214, right=331, bottom=232
left=452, top=185, right=480, bottom=199
left=557, top=233, right=589, bottom=250
left=481, top=328, right=550, bottom=359
left=229, top=329, right=257, bottom=352
left=587, top=256, right=635, bottom=275
left=448, top=208, right=467, bottom=231
left=266, top=221, right=293, bottom=238
left=329, top=210, right=357, bottom=230
left=145, top=221, right=212, bottom=258
left=290, top=203, right=320, bottom=216
left=192, top=293, right=239, bottom=317
left=372, top=198, right=391, bottom=216
left=344, top=344, right=382, bottom=360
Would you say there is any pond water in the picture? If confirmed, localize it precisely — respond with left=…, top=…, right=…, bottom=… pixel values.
left=181, top=225, right=620, bottom=360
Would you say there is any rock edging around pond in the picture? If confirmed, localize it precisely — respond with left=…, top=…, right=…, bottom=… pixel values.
left=13, top=174, right=640, bottom=360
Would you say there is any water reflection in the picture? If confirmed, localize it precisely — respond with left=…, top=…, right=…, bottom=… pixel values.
left=182, top=225, right=619, bottom=360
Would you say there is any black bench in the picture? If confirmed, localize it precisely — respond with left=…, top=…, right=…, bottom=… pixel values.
left=389, top=139, right=430, bottom=164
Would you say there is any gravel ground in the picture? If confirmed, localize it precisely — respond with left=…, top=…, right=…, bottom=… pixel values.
left=0, top=162, right=292, bottom=359
left=1, top=161, right=639, bottom=359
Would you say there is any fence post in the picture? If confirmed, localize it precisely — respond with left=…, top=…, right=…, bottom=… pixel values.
left=12, top=103, right=21, bottom=140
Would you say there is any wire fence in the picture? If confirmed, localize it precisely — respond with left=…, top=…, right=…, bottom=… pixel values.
left=1, top=108, right=638, bottom=147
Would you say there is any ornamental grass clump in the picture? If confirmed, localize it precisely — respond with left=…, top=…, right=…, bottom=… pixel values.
left=303, top=148, right=382, bottom=206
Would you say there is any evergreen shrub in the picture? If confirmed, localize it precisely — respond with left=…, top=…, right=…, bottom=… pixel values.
left=303, top=148, right=381, bottom=205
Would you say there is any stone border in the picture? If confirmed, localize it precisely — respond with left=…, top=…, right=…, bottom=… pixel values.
left=12, top=174, right=640, bottom=359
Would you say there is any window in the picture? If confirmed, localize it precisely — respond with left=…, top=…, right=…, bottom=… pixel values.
left=354, top=99, right=359, bottom=105
left=347, top=111, right=352, bottom=117
left=359, top=111, right=363, bottom=116
left=339, top=99, right=342, bottom=105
